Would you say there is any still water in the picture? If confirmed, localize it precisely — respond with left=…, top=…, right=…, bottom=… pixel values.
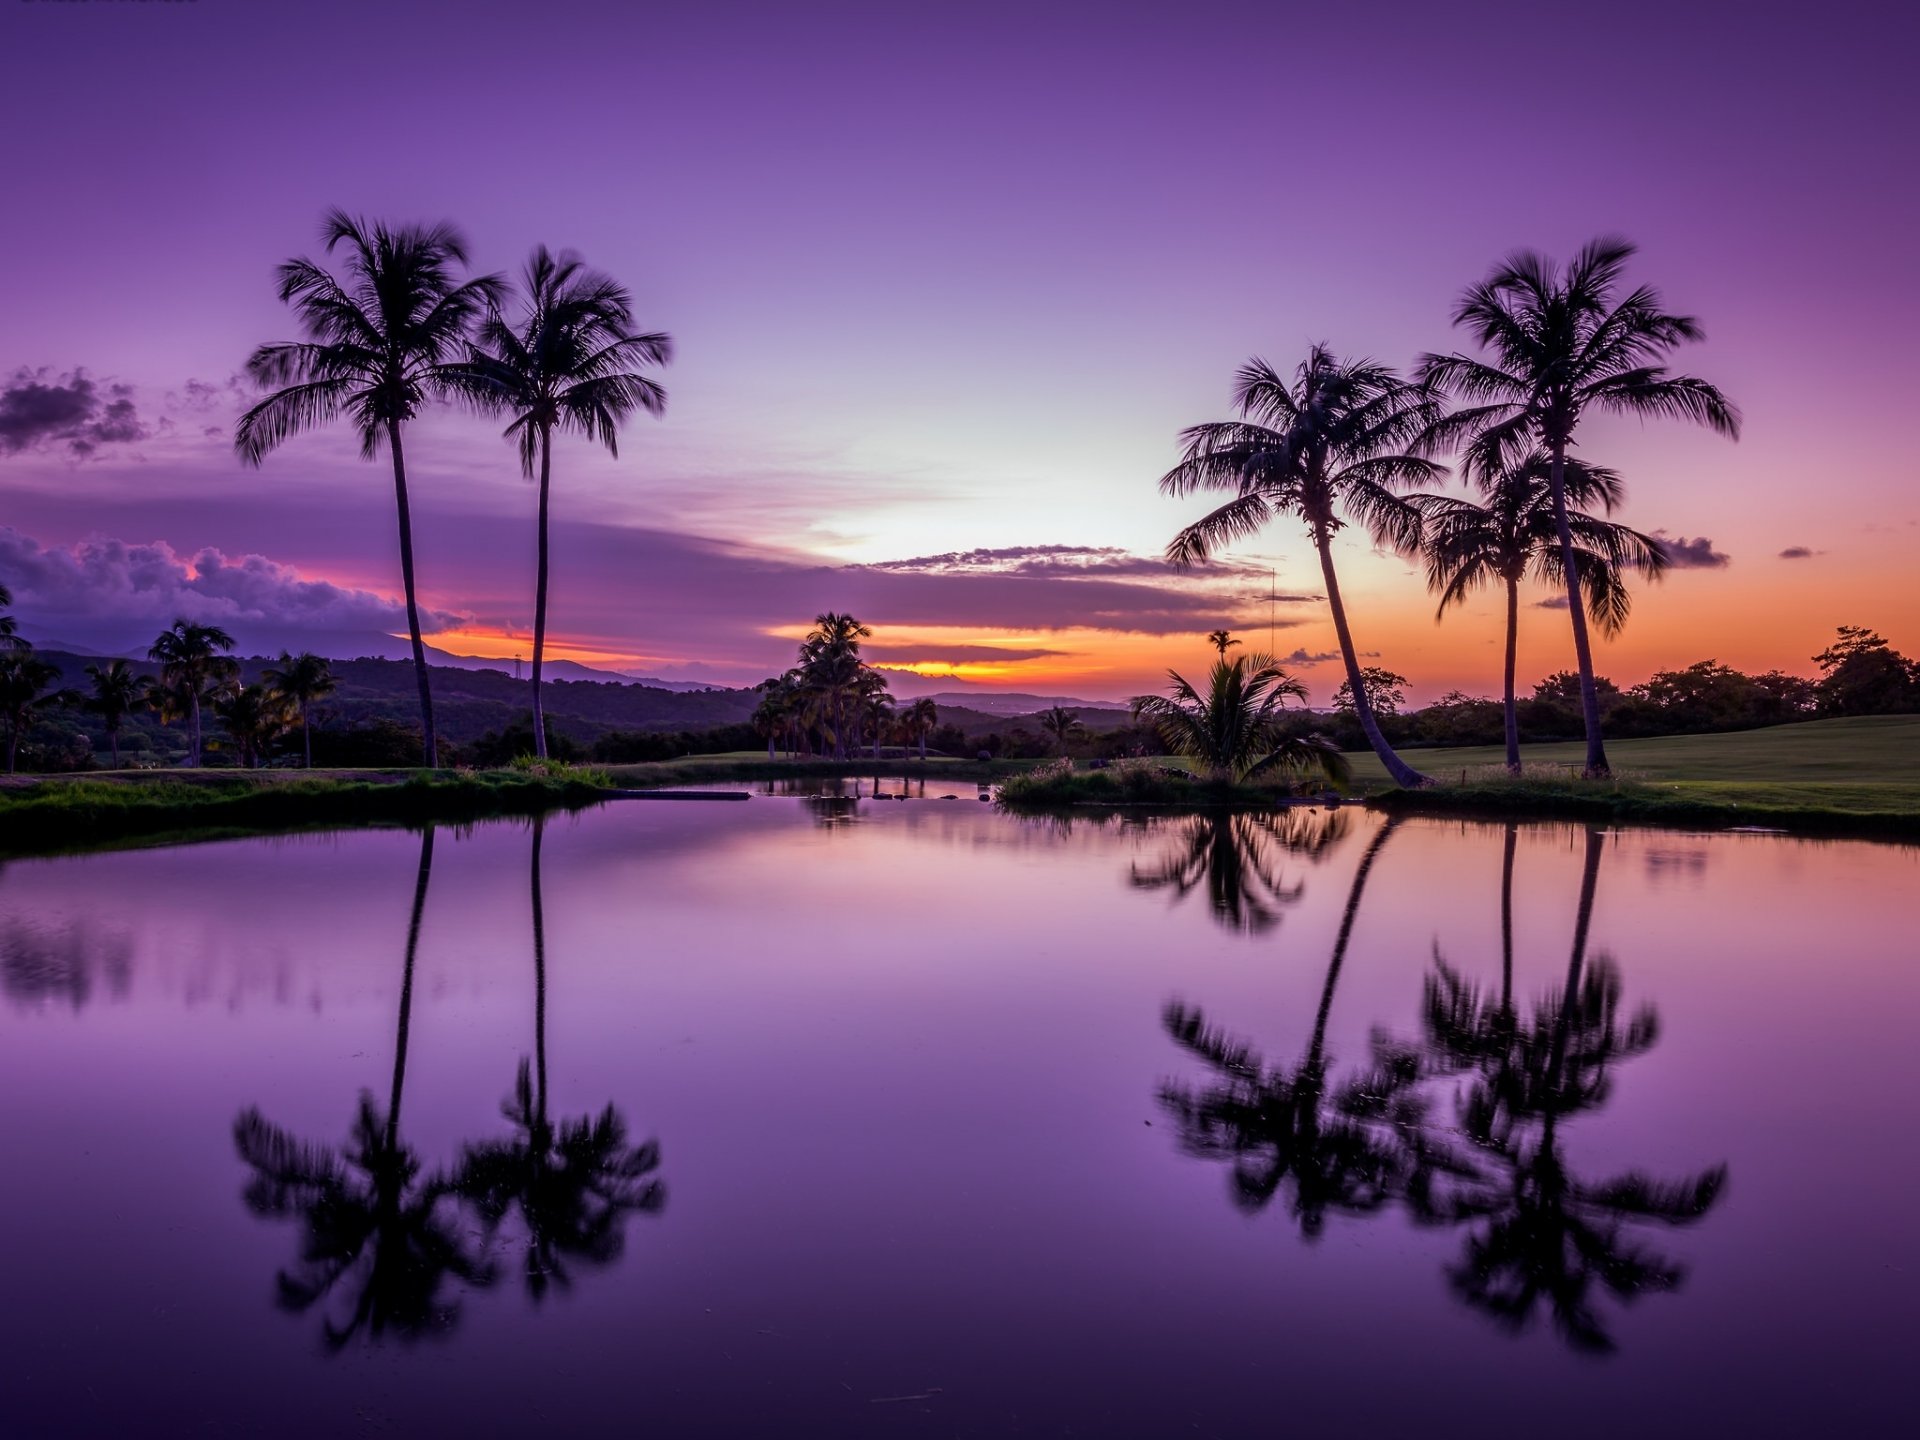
left=2, top=792, right=1914, bottom=1437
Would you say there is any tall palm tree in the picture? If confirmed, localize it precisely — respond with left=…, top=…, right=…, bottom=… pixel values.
left=1413, top=454, right=1667, bottom=771
left=1161, top=349, right=1444, bottom=788
left=901, top=697, right=939, bottom=760
left=1205, top=629, right=1240, bottom=657
left=1037, top=705, right=1085, bottom=755
left=0, top=653, right=78, bottom=774
left=233, top=827, right=494, bottom=1345
left=1131, top=651, right=1348, bottom=787
left=147, top=619, right=236, bottom=767
left=451, top=247, right=671, bottom=759
left=83, top=659, right=152, bottom=769
left=456, top=818, right=665, bottom=1298
left=798, top=613, right=873, bottom=761
left=0, top=584, right=24, bottom=651
left=1419, top=238, right=1740, bottom=776
left=235, top=211, right=505, bottom=768
left=264, top=651, right=336, bottom=768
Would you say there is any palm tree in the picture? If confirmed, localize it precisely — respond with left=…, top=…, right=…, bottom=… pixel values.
left=232, top=827, right=494, bottom=1345
left=1131, top=651, right=1348, bottom=788
left=1159, top=818, right=1423, bottom=1234
left=147, top=619, right=236, bottom=767
left=1129, top=809, right=1353, bottom=935
left=751, top=677, right=796, bottom=759
left=901, top=697, right=939, bottom=760
left=1413, top=454, right=1667, bottom=771
left=0, top=584, right=24, bottom=651
left=235, top=211, right=505, bottom=769
left=1161, top=349, right=1444, bottom=788
left=0, top=653, right=78, bottom=774
left=1037, top=705, right=1085, bottom=755
left=1419, top=238, right=1741, bottom=777
left=83, top=659, right=152, bottom=769
left=798, top=613, right=873, bottom=761
left=451, top=247, right=670, bottom=759
left=214, top=681, right=292, bottom=769
left=264, top=651, right=336, bottom=768
left=1206, top=629, right=1240, bottom=657
left=455, top=818, right=665, bottom=1298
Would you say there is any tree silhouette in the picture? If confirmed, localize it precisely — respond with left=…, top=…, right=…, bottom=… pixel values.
left=1420, top=239, right=1740, bottom=776
left=0, top=652, right=78, bottom=774
left=1131, top=651, right=1346, bottom=786
left=83, top=659, right=152, bottom=770
left=454, top=817, right=664, bottom=1299
left=264, top=651, right=336, bottom=768
left=147, top=619, right=237, bottom=767
left=1129, top=806, right=1350, bottom=935
left=233, top=827, right=494, bottom=1347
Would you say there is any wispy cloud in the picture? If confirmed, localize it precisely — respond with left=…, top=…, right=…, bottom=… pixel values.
left=1777, top=545, right=1820, bottom=560
left=1653, top=532, right=1732, bottom=570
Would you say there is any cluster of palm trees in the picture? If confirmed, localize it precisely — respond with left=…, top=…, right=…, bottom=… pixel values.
left=751, top=613, right=940, bottom=760
left=1159, top=816, right=1727, bottom=1351
left=1162, top=237, right=1738, bottom=779
left=234, top=210, right=671, bottom=767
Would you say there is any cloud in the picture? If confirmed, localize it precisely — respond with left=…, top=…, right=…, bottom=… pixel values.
left=1777, top=545, right=1820, bottom=560
left=865, top=544, right=1266, bottom=582
left=1653, top=532, right=1731, bottom=569
left=1533, top=595, right=1570, bottom=610
left=0, top=527, right=466, bottom=652
left=865, top=643, right=1070, bottom=665
left=1279, top=647, right=1374, bottom=667
left=0, top=369, right=151, bottom=457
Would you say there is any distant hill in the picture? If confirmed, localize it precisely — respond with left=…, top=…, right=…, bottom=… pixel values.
left=910, top=689, right=1131, bottom=715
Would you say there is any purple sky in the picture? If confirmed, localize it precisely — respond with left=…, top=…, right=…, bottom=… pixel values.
left=1, top=0, right=1915, bottom=697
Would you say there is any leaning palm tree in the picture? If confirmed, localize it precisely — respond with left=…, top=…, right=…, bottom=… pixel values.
left=0, top=653, right=78, bottom=774
left=1413, top=454, right=1667, bottom=771
left=147, top=619, right=236, bottom=767
left=450, top=248, right=670, bottom=759
left=455, top=818, right=665, bottom=1298
left=83, top=659, right=152, bottom=769
left=1131, top=651, right=1348, bottom=788
left=1161, top=349, right=1444, bottom=788
left=1419, top=238, right=1740, bottom=776
left=235, top=211, right=505, bottom=768
left=264, top=651, right=336, bottom=768
left=1037, top=705, right=1085, bottom=755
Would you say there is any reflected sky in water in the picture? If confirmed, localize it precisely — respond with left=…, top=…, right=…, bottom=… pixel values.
left=0, top=798, right=1914, bottom=1437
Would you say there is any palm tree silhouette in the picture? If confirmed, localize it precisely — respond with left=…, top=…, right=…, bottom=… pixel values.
left=1158, top=818, right=1425, bottom=1235
left=1037, top=705, right=1085, bottom=755
left=1420, top=239, right=1740, bottom=776
left=1414, top=829, right=1728, bottom=1352
left=235, top=211, right=505, bottom=768
left=1205, top=629, right=1240, bottom=657
left=451, top=247, right=671, bottom=759
left=901, top=697, right=939, bottom=760
left=233, top=826, right=493, bottom=1346
left=264, top=651, right=336, bottom=768
left=147, top=619, right=236, bottom=767
left=0, top=584, right=24, bottom=650
left=1412, top=455, right=1667, bottom=771
left=1129, top=806, right=1350, bottom=935
left=455, top=817, right=665, bottom=1298
left=0, top=652, right=79, bottom=774
left=1160, top=349, right=1444, bottom=788
left=1131, top=651, right=1347, bottom=787
left=83, top=659, right=152, bottom=770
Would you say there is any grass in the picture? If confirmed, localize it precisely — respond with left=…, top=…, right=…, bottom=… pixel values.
left=998, top=757, right=1324, bottom=808
left=603, top=752, right=1036, bottom=787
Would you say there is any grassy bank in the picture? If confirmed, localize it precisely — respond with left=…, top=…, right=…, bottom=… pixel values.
left=0, top=767, right=614, bottom=857
left=997, top=758, right=1318, bottom=808
left=602, top=752, right=1035, bottom=787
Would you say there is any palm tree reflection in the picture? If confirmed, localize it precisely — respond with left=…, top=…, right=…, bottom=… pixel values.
left=233, top=826, right=493, bottom=1347
left=1131, top=806, right=1352, bottom=935
left=454, top=816, right=664, bottom=1300
left=1160, top=822, right=1727, bottom=1351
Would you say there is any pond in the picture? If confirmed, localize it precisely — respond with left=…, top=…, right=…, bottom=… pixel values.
left=1, top=796, right=1914, bottom=1437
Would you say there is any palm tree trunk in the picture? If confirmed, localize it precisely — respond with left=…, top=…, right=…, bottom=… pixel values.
left=530, top=817, right=548, bottom=1119
left=6, top=725, right=16, bottom=775
left=110, top=725, right=121, bottom=770
left=387, top=825, right=435, bottom=1149
left=1304, top=816, right=1398, bottom=1068
left=1547, top=444, right=1609, bottom=778
left=387, top=419, right=439, bottom=770
left=1312, top=523, right=1429, bottom=788
left=190, top=689, right=203, bottom=768
left=1502, top=576, right=1522, bottom=773
left=1546, top=827, right=1604, bottom=1089
left=530, top=425, right=553, bottom=761
left=1499, top=822, right=1516, bottom=1008
left=303, top=710, right=313, bottom=769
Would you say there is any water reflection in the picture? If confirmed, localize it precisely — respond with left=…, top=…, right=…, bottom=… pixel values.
left=1131, top=806, right=1352, bottom=934
left=454, top=817, right=665, bottom=1300
left=1161, top=823, right=1729, bottom=1351
left=233, top=827, right=493, bottom=1347
left=1, top=915, right=133, bottom=1010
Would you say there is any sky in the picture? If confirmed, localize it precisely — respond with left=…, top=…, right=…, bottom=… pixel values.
left=1, top=0, right=1915, bottom=701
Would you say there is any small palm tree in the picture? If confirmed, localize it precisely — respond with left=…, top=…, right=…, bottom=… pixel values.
left=83, top=659, right=152, bottom=769
left=1206, top=629, right=1240, bottom=657
left=264, top=651, right=336, bottom=768
left=147, top=619, right=236, bottom=767
left=1037, top=705, right=1085, bottom=755
left=0, top=584, right=24, bottom=651
left=1413, top=454, right=1667, bottom=771
left=1420, top=238, right=1740, bottom=777
left=0, top=653, right=79, bottom=774
left=1162, top=350, right=1444, bottom=787
left=236, top=211, right=505, bottom=768
left=1130, top=652, right=1348, bottom=787
left=901, top=697, right=939, bottom=760
left=451, top=248, right=670, bottom=759
left=213, top=681, right=292, bottom=769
